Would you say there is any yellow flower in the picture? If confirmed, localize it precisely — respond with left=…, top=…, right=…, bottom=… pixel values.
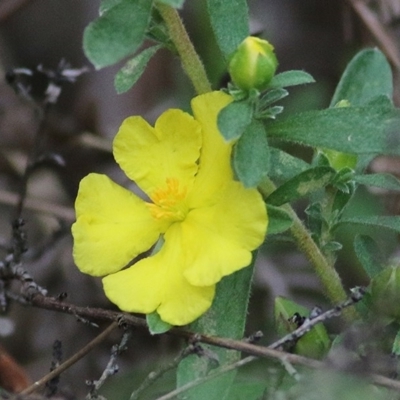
left=72, top=91, right=268, bottom=326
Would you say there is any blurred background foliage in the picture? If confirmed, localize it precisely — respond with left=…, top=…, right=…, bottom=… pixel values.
left=1, top=0, right=400, bottom=398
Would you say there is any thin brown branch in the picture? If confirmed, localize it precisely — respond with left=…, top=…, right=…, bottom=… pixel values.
left=20, top=294, right=400, bottom=392
left=19, top=322, right=118, bottom=395
left=155, top=355, right=257, bottom=400
left=0, top=189, right=75, bottom=222
left=347, top=0, right=400, bottom=70
left=129, top=345, right=195, bottom=400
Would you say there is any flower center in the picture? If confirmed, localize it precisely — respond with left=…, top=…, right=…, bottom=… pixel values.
left=147, top=178, right=188, bottom=222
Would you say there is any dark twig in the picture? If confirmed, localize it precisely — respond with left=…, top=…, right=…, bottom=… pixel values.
left=19, top=322, right=118, bottom=395
left=269, top=286, right=365, bottom=351
left=44, top=340, right=62, bottom=396
left=15, top=290, right=400, bottom=391
left=0, top=189, right=75, bottom=222
left=347, top=0, right=400, bottom=69
left=153, top=288, right=366, bottom=399
left=86, top=329, right=132, bottom=399
left=129, top=344, right=196, bottom=400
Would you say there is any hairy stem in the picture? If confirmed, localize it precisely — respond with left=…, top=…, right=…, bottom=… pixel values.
left=259, top=178, right=356, bottom=320
left=156, top=2, right=212, bottom=95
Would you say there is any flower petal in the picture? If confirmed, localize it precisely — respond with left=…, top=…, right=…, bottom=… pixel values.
left=102, top=224, right=215, bottom=326
left=113, top=109, right=202, bottom=197
left=182, top=180, right=268, bottom=286
left=72, top=173, right=161, bottom=276
left=188, top=91, right=234, bottom=207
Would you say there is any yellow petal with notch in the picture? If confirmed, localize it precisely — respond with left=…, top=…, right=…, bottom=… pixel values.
left=113, top=109, right=202, bottom=197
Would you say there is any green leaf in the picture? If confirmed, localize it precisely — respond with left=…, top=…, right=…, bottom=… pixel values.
left=258, top=88, right=288, bottom=109
left=370, top=266, right=400, bottom=320
left=257, top=105, right=284, bottom=120
left=392, top=330, right=400, bottom=356
left=225, top=381, right=266, bottom=400
left=217, top=100, right=253, bottom=140
left=83, top=0, right=153, bottom=69
left=177, top=257, right=257, bottom=400
left=268, top=147, right=310, bottom=182
left=330, top=48, right=393, bottom=107
left=322, top=241, right=343, bottom=252
left=233, top=120, right=270, bottom=187
left=206, top=0, right=249, bottom=59
left=267, top=166, right=336, bottom=206
left=268, top=70, right=315, bottom=89
left=114, top=45, right=161, bottom=93
left=146, top=311, right=172, bottom=335
left=157, top=0, right=185, bottom=7
left=267, top=99, right=400, bottom=156
left=266, top=205, right=293, bottom=235
left=274, top=296, right=331, bottom=359
left=353, top=235, right=384, bottom=279
left=335, top=216, right=400, bottom=234
left=354, top=173, right=400, bottom=191
left=100, top=0, right=123, bottom=14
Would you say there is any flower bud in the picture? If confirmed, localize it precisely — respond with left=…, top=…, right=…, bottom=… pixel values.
left=228, top=36, right=278, bottom=92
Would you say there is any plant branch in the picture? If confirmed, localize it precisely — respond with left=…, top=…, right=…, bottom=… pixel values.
left=86, top=328, right=132, bottom=399
left=19, top=322, right=119, bottom=395
left=12, top=293, right=400, bottom=392
left=347, top=0, right=400, bottom=70
left=156, top=2, right=212, bottom=95
left=129, top=345, right=196, bottom=400
left=0, top=189, right=75, bottom=222
left=258, top=178, right=356, bottom=320
left=155, top=355, right=258, bottom=400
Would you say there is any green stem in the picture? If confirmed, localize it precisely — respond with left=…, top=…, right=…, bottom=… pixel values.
left=319, top=185, right=338, bottom=266
left=259, top=178, right=356, bottom=321
left=156, top=3, right=212, bottom=95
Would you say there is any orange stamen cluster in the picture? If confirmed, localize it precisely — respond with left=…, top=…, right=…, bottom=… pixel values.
left=147, top=178, right=188, bottom=222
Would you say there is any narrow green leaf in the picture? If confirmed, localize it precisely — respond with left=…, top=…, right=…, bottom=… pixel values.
left=268, top=70, right=315, bottom=89
left=146, top=311, right=172, bottom=335
left=335, top=216, right=400, bottom=234
left=83, top=0, right=153, bottom=69
left=354, top=235, right=384, bottom=279
left=233, top=120, right=270, bottom=187
left=330, top=48, right=393, bottom=107
left=157, top=0, right=185, bottom=7
left=206, top=0, right=249, bottom=59
left=267, top=167, right=336, bottom=206
left=114, top=45, right=161, bottom=93
left=217, top=100, right=253, bottom=140
left=322, top=241, right=343, bottom=252
left=354, top=173, right=400, bottom=191
left=259, top=88, right=288, bottom=109
left=177, top=257, right=257, bottom=400
left=267, top=99, right=400, bottom=156
left=266, top=205, right=293, bottom=235
left=268, top=147, right=310, bottom=182
left=257, top=105, right=283, bottom=120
